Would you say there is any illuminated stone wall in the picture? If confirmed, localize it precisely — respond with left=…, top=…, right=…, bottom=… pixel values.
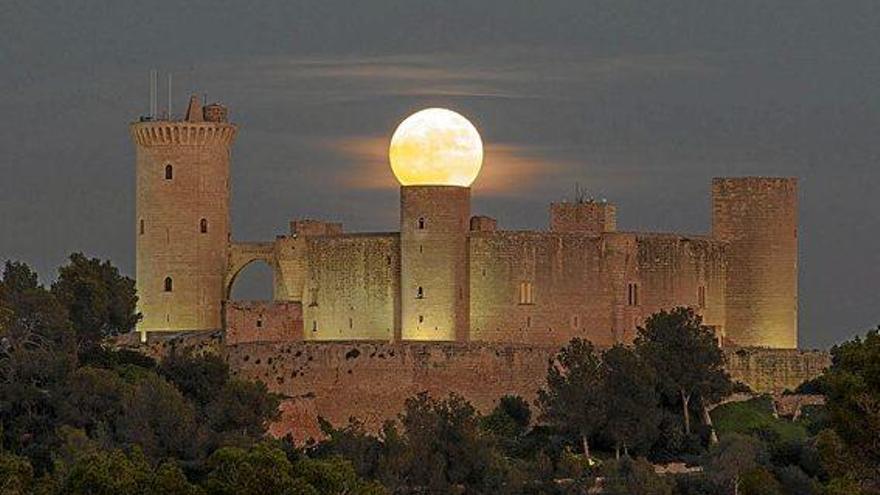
left=713, top=178, right=798, bottom=348
left=468, top=231, right=619, bottom=346
left=399, top=186, right=470, bottom=341
left=131, top=120, right=236, bottom=337
left=302, top=234, right=400, bottom=341
left=636, top=234, right=727, bottom=339
left=468, top=231, right=727, bottom=347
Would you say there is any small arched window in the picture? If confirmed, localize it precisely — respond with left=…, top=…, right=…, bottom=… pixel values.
left=164, top=277, right=173, bottom=292
left=200, top=218, right=208, bottom=233
left=416, top=286, right=424, bottom=299
left=417, top=217, right=425, bottom=230
left=165, top=164, right=173, bottom=180
left=139, top=219, right=144, bottom=235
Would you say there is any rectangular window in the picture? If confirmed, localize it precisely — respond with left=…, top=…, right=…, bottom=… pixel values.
left=519, top=281, right=534, bottom=305
left=698, top=286, right=707, bottom=309
left=627, top=283, right=639, bottom=306
left=309, top=288, right=319, bottom=307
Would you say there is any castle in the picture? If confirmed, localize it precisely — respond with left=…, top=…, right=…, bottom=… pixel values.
left=131, top=97, right=798, bottom=350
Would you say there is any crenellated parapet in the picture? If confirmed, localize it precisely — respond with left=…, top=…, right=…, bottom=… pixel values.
left=129, top=121, right=237, bottom=147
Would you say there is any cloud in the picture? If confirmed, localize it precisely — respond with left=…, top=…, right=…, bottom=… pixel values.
left=197, top=48, right=718, bottom=107
left=316, top=134, right=569, bottom=197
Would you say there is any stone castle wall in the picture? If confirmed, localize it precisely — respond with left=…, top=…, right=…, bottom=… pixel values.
left=217, top=340, right=830, bottom=443
left=468, top=232, right=619, bottom=346
left=635, top=234, right=728, bottom=340
left=225, top=300, right=303, bottom=345
left=467, top=231, right=727, bottom=347
left=549, top=201, right=617, bottom=234
left=303, top=234, right=400, bottom=341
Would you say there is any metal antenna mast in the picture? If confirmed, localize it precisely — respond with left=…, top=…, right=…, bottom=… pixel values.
left=167, top=73, right=172, bottom=119
left=149, top=69, right=157, bottom=119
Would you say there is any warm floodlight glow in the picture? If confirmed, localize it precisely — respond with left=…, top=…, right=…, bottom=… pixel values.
left=389, top=108, right=483, bottom=187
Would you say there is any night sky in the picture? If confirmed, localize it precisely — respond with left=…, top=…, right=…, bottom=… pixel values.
left=2, top=1, right=878, bottom=348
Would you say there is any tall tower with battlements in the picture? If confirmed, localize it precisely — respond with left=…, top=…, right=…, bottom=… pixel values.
left=712, top=177, right=798, bottom=348
left=130, top=96, right=237, bottom=341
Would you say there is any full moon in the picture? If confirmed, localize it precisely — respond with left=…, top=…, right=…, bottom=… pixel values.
left=389, top=108, right=483, bottom=187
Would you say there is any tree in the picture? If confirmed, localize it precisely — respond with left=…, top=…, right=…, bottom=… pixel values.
left=0, top=450, right=34, bottom=495
left=58, top=367, right=127, bottom=437
left=114, top=372, right=201, bottom=462
left=311, top=417, right=385, bottom=480
left=602, top=456, right=673, bottom=495
left=204, top=442, right=384, bottom=495
left=0, top=261, right=75, bottom=385
left=705, top=434, right=764, bottom=495
left=60, top=448, right=151, bottom=495
left=51, top=253, right=139, bottom=350
left=158, top=350, right=229, bottom=407
left=292, top=456, right=387, bottom=495
left=481, top=395, right=532, bottom=458
left=204, top=378, right=280, bottom=442
left=57, top=447, right=201, bottom=495
left=635, top=308, right=731, bottom=437
left=738, top=467, right=782, bottom=495
left=821, top=329, right=880, bottom=470
left=146, top=462, right=202, bottom=495
left=0, top=261, right=75, bottom=473
left=393, top=392, right=504, bottom=493
left=537, top=338, right=605, bottom=458
left=601, top=345, right=661, bottom=458
left=203, top=443, right=297, bottom=495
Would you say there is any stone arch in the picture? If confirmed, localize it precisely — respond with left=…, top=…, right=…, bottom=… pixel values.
left=226, top=242, right=279, bottom=300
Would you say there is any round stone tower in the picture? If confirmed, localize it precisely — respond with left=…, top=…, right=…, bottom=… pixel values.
left=712, top=177, right=798, bottom=348
left=130, top=96, right=237, bottom=341
left=400, top=186, right=471, bottom=341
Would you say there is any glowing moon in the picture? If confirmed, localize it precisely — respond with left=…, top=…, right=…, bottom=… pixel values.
left=389, top=108, right=483, bottom=187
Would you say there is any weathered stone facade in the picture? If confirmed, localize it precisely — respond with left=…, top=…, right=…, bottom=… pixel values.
left=225, top=300, right=303, bottom=345
left=219, top=340, right=826, bottom=442
left=118, top=333, right=828, bottom=443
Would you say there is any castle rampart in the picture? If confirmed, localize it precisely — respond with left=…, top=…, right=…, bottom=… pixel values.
left=215, top=340, right=828, bottom=442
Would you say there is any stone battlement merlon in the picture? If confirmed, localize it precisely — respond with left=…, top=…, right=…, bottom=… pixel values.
left=129, top=121, right=237, bottom=147
left=712, top=176, right=798, bottom=193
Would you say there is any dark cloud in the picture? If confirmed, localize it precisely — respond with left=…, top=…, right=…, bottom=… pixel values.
left=1, top=0, right=878, bottom=348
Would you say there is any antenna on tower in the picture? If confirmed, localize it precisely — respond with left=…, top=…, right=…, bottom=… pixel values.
left=149, top=69, right=157, bottom=119
left=167, top=73, right=173, bottom=119
left=574, top=182, right=588, bottom=204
